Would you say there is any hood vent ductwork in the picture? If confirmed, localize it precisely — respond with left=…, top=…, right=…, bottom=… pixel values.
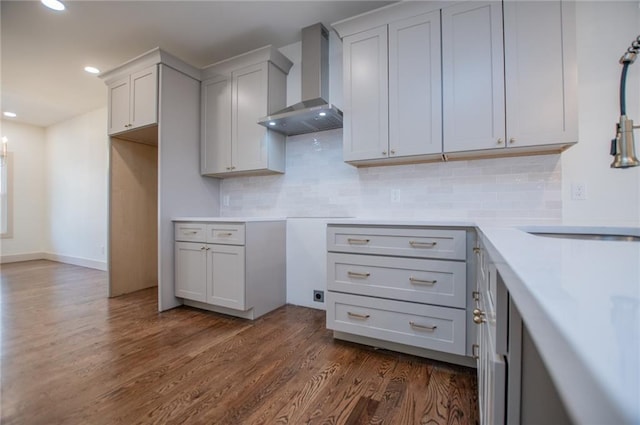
left=258, top=23, right=343, bottom=136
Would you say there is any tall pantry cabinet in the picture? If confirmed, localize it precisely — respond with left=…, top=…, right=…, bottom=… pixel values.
left=100, top=48, right=220, bottom=311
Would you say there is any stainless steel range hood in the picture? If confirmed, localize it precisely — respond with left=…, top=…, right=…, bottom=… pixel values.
left=257, top=23, right=343, bottom=136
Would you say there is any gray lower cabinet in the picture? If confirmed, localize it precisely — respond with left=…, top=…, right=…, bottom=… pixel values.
left=326, top=224, right=476, bottom=365
left=475, top=233, right=572, bottom=425
left=174, top=220, right=285, bottom=320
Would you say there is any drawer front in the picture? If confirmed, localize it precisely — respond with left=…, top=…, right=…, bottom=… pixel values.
left=174, top=222, right=207, bottom=242
left=327, top=226, right=467, bottom=260
left=328, top=253, right=467, bottom=308
left=207, top=223, right=245, bottom=245
left=327, top=292, right=466, bottom=355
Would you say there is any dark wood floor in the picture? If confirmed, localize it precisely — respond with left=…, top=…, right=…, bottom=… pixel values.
left=0, top=260, right=478, bottom=425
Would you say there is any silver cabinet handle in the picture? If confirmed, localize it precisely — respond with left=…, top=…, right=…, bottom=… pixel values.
left=497, top=138, right=504, bottom=144
left=409, top=277, right=437, bottom=286
left=409, top=321, right=437, bottom=332
left=409, top=241, right=437, bottom=248
left=509, top=138, right=516, bottom=144
left=184, top=230, right=198, bottom=235
left=347, top=271, right=370, bottom=279
left=200, top=246, right=206, bottom=250
left=217, top=232, right=233, bottom=237
left=347, top=312, right=370, bottom=320
left=347, top=238, right=370, bottom=245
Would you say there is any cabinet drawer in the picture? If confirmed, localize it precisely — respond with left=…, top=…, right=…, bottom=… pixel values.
left=327, top=226, right=466, bottom=260
left=328, top=253, right=466, bottom=308
left=206, top=223, right=245, bottom=245
left=174, top=223, right=207, bottom=242
left=327, top=292, right=466, bottom=355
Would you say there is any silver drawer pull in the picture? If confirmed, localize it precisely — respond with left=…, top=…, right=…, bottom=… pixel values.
left=347, top=312, right=370, bottom=320
left=409, top=241, right=437, bottom=248
left=184, top=230, right=198, bottom=235
left=409, top=321, right=437, bottom=332
left=347, top=271, right=371, bottom=279
left=409, top=277, right=437, bottom=286
left=347, top=238, right=370, bottom=245
left=217, top=232, right=234, bottom=237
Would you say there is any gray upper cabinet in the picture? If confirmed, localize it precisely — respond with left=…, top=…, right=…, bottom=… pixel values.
left=503, top=1, right=578, bottom=148
left=442, top=1, right=505, bottom=153
left=200, top=46, right=292, bottom=178
left=342, top=25, right=389, bottom=163
left=339, top=5, right=443, bottom=165
left=443, top=0, right=578, bottom=156
left=107, top=64, right=158, bottom=136
left=334, top=0, right=578, bottom=165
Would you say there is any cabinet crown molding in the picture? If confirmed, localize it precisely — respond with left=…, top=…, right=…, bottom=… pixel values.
left=201, top=45, right=293, bottom=81
left=99, top=47, right=201, bottom=85
left=332, top=1, right=449, bottom=39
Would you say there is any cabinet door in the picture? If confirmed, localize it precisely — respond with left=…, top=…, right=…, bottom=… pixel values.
left=107, top=76, right=130, bottom=135
left=389, top=11, right=442, bottom=157
left=174, top=242, right=207, bottom=302
left=201, top=76, right=232, bottom=174
left=232, top=62, right=269, bottom=172
left=207, top=244, right=245, bottom=310
left=504, top=1, right=577, bottom=147
left=442, top=2, right=505, bottom=153
left=130, top=65, right=158, bottom=130
left=343, top=26, right=389, bottom=162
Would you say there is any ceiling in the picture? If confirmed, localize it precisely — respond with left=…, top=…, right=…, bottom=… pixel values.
left=1, top=0, right=392, bottom=128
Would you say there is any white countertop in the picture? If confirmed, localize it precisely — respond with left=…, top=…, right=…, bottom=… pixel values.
left=478, top=225, right=640, bottom=425
left=172, top=217, right=286, bottom=222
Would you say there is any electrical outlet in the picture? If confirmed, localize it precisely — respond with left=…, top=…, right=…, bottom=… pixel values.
left=571, top=183, right=587, bottom=200
left=313, top=290, right=324, bottom=303
left=391, top=189, right=401, bottom=203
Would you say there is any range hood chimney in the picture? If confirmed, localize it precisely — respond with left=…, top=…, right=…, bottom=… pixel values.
left=257, top=23, right=343, bottom=136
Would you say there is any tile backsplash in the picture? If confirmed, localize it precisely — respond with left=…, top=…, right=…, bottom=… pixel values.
left=220, top=129, right=562, bottom=223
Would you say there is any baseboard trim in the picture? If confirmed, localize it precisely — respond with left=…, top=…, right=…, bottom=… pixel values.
left=43, top=253, right=108, bottom=271
left=0, top=252, right=47, bottom=264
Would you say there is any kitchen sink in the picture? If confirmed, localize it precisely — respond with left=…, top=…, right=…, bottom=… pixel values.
left=528, top=232, right=640, bottom=242
left=521, top=226, right=640, bottom=242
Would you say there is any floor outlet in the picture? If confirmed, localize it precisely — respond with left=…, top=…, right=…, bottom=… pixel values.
left=313, top=290, right=324, bottom=303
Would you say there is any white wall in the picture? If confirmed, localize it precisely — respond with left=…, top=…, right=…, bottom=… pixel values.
left=562, top=1, right=640, bottom=226
left=0, top=120, right=46, bottom=261
left=44, top=107, right=109, bottom=270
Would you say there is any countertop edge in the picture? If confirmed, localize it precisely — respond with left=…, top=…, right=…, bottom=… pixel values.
left=477, top=226, right=633, bottom=425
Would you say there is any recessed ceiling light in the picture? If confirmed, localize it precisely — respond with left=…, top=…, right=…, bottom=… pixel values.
left=269, top=122, right=276, bottom=126
left=41, top=0, right=65, bottom=11
left=318, top=112, right=327, bottom=117
left=3, top=112, right=17, bottom=118
left=84, top=66, right=100, bottom=74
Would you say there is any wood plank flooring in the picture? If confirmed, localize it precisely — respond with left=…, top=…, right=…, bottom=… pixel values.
left=0, top=260, right=478, bottom=425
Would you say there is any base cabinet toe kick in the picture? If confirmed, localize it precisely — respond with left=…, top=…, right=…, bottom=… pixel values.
left=325, top=224, right=477, bottom=367
left=173, top=220, right=286, bottom=320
